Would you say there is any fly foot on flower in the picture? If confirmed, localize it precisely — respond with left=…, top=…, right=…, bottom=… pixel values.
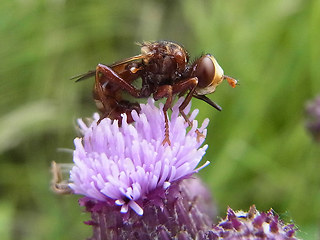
left=161, top=136, right=171, bottom=146
left=196, top=129, right=206, bottom=142
left=178, top=106, right=206, bottom=143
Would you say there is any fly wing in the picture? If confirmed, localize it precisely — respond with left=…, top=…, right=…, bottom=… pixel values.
left=109, top=54, right=144, bottom=68
left=71, top=70, right=96, bottom=82
left=71, top=54, right=145, bottom=82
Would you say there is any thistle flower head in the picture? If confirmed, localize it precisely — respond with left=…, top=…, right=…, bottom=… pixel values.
left=210, top=206, right=299, bottom=239
left=69, top=98, right=209, bottom=215
left=305, top=95, right=320, bottom=141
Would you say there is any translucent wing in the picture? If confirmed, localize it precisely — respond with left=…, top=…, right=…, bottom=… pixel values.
left=71, top=54, right=145, bottom=82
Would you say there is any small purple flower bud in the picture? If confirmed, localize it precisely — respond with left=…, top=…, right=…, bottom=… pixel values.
left=209, top=205, right=299, bottom=239
left=305, top=95, right=320, bottom=141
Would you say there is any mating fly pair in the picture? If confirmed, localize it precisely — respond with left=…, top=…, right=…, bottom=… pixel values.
left=73, top=41, right=238, bottom=145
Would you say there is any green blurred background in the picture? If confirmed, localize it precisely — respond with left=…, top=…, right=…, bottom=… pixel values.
left=1, top=0, right=319, bottom=239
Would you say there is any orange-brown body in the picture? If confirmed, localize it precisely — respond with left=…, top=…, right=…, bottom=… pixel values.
left=74, top=41, right=237, bottom=144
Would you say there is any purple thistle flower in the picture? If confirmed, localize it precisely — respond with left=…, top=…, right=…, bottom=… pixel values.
left=305, top=95, right=320, bottom=141
left=209, top=205, right=299, bottom=240
left=52, top=96, right=302, bottom=240
left=69, top=98, right=210, bottom=216
left=80, top=177, right=216, bottom=240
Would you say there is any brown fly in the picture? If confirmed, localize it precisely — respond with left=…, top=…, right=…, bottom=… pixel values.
left=73, top=41, right=238, bottom=145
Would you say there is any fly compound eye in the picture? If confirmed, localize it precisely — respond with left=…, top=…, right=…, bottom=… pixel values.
left=194, top=55, right=215, bottom=88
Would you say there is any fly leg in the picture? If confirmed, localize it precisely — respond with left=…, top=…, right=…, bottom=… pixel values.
left=95, top=64, right=141, bottom=122
left=172, top=77, right=205, bottom=142
left=154, top=85, right=173, bottom=146
left=95, top=64, right=141, bottom=105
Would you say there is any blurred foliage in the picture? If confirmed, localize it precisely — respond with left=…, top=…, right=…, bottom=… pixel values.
left=0, top=0, right=319, bottom=239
